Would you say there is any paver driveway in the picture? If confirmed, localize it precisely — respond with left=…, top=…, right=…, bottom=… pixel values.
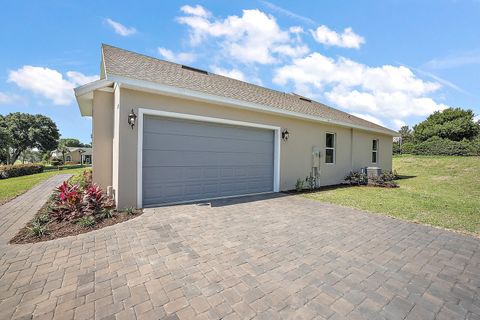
left=0, top=182, right=479, bottom=320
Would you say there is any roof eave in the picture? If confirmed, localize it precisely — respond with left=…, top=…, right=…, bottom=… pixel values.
left=108, top=74, right=398, bottom=136
left=74, top=79, right=114, bottom=116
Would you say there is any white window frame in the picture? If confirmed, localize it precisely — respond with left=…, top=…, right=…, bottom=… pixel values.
left=65, top=155, right=72, bottom=162
left=372, top=139, right=379, bottom=164
left=136, top=108, right=281, bottom=208
left=325, top=132, right=336, bottom=164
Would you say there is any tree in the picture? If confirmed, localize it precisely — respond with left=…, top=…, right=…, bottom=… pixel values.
left=413, top=108, right=480, bottom=142
left=58, top=138, right=87, bottom=148
left=398, top=126, right=413, bottom=144
left=0, top=115, right=10, bottom=164
left=1, top=112, right=59, bottom=164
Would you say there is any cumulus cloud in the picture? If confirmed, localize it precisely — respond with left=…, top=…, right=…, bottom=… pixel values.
left=392, top=119, right=407, bottom=130
left=0, top=92, right=22, bottom=105
left=211, top=67, right=246, bottom=81
left=105, top=18, right=137, bottom=36
left=310, top=25, right=365, bottom=49
left=180, top=4, right=211, bottom=17
left=8, top=66, right=98, bottom=105
left=273, top=52, right=448, bottom=120
left=177, top=5, right=308, bottom=64
left=158, top=47, right=197, bottom=64
left=351, top=113, right=385, bottom=126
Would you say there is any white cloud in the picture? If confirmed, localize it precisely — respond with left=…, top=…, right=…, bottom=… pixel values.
left=310, top=25, right=365, bottom=49
left=392, top=119, right=407, bottom=130
left=474, top=115, right=480, bottom=123
left=273, top=52, right=449, bottom=121
left=351, top=113, right=385, bottom=126
left=180, top=4, right=211, bottom=17
left=8, top=66, right=98, bottom=105
left=158, top=47, right=197, bottom=64
left=211, top=67, right=246, bottom=81
left=0, top=92, right=22, bottom=105
left=105, top=18, right=137, bottom=36
left=177, top=5, right=308, bottom=64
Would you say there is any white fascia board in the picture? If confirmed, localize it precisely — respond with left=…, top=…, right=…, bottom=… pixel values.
left=107, top=74, right=398, bottom=136
left=74, top=79, right=114, bottom=116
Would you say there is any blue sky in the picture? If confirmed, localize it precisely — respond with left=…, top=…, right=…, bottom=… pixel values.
left=1, top=0, right=479, bottom=143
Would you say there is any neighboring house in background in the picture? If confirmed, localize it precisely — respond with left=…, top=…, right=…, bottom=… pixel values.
left=75, top=44, right=397, bottom=209
left=51, top=147, right=92, bottom=164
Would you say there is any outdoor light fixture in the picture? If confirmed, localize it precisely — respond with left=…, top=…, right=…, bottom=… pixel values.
left=127, top=109, right=137, bottom=129
left=281, top=129, right=290, bottom=141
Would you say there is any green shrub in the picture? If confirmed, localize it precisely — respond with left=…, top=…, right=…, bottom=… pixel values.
left=0, top=163, right=44, bottom=179
left=412, top=137, right=473, bottom=156
left=124, top=207, right=136, bottom=215
left=295, top=179, right=305, bottom=192
left=344, top=171, right=367, bottom=186
left=401, top=142, right=415, bottom=154
left=75, top=216, right=96, bottom=228
left=28, top=221, right=49, bottom=237
left=392, top=143, right=401, bottom=155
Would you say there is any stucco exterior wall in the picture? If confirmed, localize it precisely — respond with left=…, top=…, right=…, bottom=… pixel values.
left=92, top=91, right=114, bottom=190
left=106, top=88, right=393, bottom=208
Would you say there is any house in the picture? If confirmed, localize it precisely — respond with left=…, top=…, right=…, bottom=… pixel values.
left=51, top=147, right=92, bottom=164
left=75, top=44, right=397, bottom=209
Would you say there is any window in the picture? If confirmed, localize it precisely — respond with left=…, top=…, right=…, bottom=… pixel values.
left=325, top=133, right=335, bottom=164
left=65, top=155, right=72, bottom=162
left=372, top=139, right=378, bottom=163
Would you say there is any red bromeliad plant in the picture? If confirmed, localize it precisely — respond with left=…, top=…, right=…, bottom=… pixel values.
left=50, top=181, right=84, bottom=221
left=83, top=184, right=112, bottom=216
left=49, top=176, right=114, bottom=222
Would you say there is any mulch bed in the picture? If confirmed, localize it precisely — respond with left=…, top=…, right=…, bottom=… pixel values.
left=10, top=201, right=143, bottom=244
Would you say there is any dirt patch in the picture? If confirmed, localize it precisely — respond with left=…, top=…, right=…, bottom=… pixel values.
left=10, top=201, right=143, bottom=244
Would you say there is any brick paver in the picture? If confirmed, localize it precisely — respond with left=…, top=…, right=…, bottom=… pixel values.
left=0, top=192, right=479, bottom=319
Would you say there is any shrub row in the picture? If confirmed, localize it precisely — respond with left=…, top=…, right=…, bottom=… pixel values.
left=0, top=164, right=44, bottom=179
left=395, top=137, right=480, bottom=156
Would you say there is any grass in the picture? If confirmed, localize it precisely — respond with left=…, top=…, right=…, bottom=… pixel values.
left=0, top=167, right=87, bottom=205
left=304, top=155, right=480, bottom=235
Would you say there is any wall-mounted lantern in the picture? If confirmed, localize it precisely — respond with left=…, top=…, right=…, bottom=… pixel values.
left=128, top=109, right=137, bottom=129
left=281, top=129, right=290, bottom=142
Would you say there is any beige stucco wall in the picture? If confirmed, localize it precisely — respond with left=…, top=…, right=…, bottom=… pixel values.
left=92, top=91, right=114, bottom=190
left=91, top=87, right=393, bottom=208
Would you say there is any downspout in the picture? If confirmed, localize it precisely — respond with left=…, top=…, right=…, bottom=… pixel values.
left=350, top=128, right=354, bottom=171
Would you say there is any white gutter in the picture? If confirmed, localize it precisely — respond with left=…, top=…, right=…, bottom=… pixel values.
left=107, top=74, right=398, bottom=136
left=74, top=79, right=114, bottom=116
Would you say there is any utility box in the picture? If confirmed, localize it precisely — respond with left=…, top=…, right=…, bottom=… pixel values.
left=312, top=147, right=321, bottom=168
left=366, top=167, right=382, bottom=178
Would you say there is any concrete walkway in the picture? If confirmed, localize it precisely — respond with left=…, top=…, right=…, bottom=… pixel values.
left=0, top=190, right=479, bottom=319
left=0, top=174, right=72, bottom=241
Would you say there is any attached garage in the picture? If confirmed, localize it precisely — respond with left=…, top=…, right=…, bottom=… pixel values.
left=139, top=111, right=280, bottom=206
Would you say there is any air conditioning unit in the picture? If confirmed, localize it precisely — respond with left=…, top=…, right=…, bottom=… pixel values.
left=366, top=167, right=382, bottom=178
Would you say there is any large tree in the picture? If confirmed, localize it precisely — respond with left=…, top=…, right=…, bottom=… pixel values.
left=398, top=125, right=414, bottom=143
left=0, top=112, right=59, bottom=164
left=58, top=138, right=88, bottom=148
left=413, top=108, right=480, bottom=142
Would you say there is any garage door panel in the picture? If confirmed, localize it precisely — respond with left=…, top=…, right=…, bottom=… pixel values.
left=144, top=118, right=273, bottom=142
left=142, top=150, right=273, bottom=167
left=143, top=165, right=273, bottom=183
left=143, top=134, right=273, bottom=154
left=142, top=116, right=275, bottom=205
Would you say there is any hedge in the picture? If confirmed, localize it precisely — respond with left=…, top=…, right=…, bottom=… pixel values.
left=0, top=164, right=44, bottom=179
left=412, top=137, right=479, bottom=156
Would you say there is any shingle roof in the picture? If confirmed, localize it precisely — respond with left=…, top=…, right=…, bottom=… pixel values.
left=101, top=44, right=396, bottom=135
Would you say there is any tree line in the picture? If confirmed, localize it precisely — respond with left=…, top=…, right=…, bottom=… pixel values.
left=0, top=112, right=90, bottom=165
left=394, top=108, right=480, bottom=156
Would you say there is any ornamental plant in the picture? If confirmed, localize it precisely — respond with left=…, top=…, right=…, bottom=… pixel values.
left=49, top=175, right=113, bottom=222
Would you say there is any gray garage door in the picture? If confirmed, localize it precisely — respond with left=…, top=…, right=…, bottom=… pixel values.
left=142, top=116, right=275, bottom=206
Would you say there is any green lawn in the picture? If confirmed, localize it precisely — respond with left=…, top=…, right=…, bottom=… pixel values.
left=304, top=156, right=480, bottom=235
left=0, top=167, right=88, bottom=205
